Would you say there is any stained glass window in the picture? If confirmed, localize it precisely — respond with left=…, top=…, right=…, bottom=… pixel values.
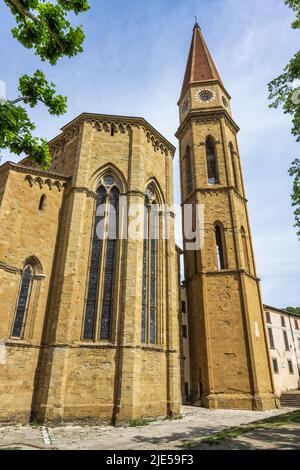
left=100, top=186, right=119, bottom=340
left=141, top=204, right=148, bottom=343
left=83, top=186, right=106, bottom=340
left=12, top=265, right=33, bottom=338
left=83, top=178, right=120, bottom=342
left=141, top=188, right=158, bottom=345
left=206, top=138, right=218, bottom=185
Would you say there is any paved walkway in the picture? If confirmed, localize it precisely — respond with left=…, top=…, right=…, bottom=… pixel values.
left=0, top=406, right=296, bottom=450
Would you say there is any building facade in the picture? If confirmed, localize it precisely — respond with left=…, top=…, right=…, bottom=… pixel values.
left=0, top=115, right=181, bottom=424
left=264, top=306, right=300, bottom=394
left=176, top=23, right=276, bottom=410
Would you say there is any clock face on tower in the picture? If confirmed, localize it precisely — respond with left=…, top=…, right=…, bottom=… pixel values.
left=195, top=88, right=216, bottom=104
left=180, top=96, right=190, bottom=115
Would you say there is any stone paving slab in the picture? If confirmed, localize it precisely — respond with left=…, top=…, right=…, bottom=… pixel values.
left=0, top=406, right=295, bottom=450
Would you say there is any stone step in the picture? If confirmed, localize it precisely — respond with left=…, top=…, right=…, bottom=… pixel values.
left=280, top=391, right=300, bottom=408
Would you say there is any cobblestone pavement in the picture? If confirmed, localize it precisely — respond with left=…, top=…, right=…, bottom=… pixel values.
left=0, top=406, right=296, bottom=450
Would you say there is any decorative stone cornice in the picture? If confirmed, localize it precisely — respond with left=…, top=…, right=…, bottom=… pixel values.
left=181, top=186, right=247, bottom=205
left=69, top=186, right=98, bottom=199
left=48, top=113, right=176, bottom=158
left=175, top=108, right=240, bottom=139
left=24, top=174, right=68, bottom=192
left=185, top=268, right=260, bottom=282
left=48, top=124, right=81, bottom=156
left=0, top=162, right=70, bottom=182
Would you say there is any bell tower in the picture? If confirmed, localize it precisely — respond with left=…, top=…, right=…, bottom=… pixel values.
left=176, top=23, right=277, bottom=410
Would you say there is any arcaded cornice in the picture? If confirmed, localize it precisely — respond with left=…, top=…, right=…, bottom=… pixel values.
left=175, top=107, right=240, bottom=139
left=48, top=112, right=176, bottom=157
left=0, top=161, right=70, bottom=182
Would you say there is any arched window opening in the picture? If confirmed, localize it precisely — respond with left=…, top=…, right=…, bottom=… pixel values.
left=241, top=226, right=250, bottom=272
left=83, top=174, right=120, bottom=341
left=214, top=224, right=226, bottom=270
left=206, top=138, right=218, bottom=185
left=12, top=265, right=33, bottom=338
left=229, top=143, right=238, bottom=189
left=111, top=126, right=115, bottom=137
left=141, top=185, right=160, bottom=344
left=185, top=146, right=193, bottom=195
left=100, top=186, right=119, bottom=340
left=39, top=194, right=46, bottom=210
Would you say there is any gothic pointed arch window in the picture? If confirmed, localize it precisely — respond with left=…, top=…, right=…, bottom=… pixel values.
left=141, top=184, right=160, bottom=344
left=185, top=146, right=193, bottom=195
left=83, top=173, right=120, bottom=341
left=206, top=137, right=218, bottom=185
left=241, top=226, right=250, bottom=272
left=229, top=142, right=238, bottom=189
left=214, top=222, right=227, bottom=270
left=12, top=265, right=33, bottom=338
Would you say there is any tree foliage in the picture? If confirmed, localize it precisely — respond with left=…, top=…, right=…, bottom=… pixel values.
left=268, top=0, right=300, bottom=239
left=0, top=1, right=90, bottom=169
left=286, top=306, right=300, bottom=316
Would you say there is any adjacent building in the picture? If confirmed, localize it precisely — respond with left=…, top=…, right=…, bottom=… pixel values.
left=264, top=306, right=300, bottom=394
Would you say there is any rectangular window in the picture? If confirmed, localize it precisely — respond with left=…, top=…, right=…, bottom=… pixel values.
left=268, top=328, right=275, bottom=349
left=182, top=325, right=188, bottom=338
left=265, top=311, right=271, bottom=324
left=288, top=360, right=294, bottom=374
left=181, top=301, right=186, bottom=313
left=272, top=358, right=279, bottom=374
left=283, top=330, right=289, bottom=351
left=281, top=316, right=286, bottom=328
left=295, top=319, right=299, bottom=330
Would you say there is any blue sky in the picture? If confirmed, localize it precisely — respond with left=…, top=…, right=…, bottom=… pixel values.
left=1, top=0, right=299, bottom=308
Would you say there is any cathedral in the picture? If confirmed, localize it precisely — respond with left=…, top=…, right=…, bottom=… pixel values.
left=0, top=23, right=276, bottom=424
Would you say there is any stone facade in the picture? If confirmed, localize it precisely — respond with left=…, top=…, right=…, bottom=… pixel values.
left=0, top=114, right=181, bottom=424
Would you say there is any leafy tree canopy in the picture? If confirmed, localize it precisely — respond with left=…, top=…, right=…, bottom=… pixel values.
left=0, top=1, right=90, bottom=169
left=286, top=306, right=300, bottom=316
left=268, top=0, right=300, bottom=239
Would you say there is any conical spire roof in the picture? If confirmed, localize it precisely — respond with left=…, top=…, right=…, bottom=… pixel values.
left=180, top=23, right=223, bottom=100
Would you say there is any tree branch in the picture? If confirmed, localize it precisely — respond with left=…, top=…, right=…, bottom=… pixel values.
left=9, top=96, right=47, bottom=106
left=7, top=0, right=66, bottom=52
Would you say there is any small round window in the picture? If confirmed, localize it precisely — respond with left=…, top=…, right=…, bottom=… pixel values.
left=103, top=175, right=115, bottom=187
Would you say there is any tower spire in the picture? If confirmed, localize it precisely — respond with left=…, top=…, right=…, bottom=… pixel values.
left=180, top=23, right=223, bottom=100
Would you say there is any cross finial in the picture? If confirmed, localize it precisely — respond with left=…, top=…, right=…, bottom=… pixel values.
left=193, top=16, right=201, bottom=30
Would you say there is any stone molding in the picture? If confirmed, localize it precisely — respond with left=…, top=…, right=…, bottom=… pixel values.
left=176, top=108, right=240, bottom=139
left=0, top=161, right=70, bottom=182
left=49, top=113, right=175, bottom=158
left=182, top=186, right=247, bottom=205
